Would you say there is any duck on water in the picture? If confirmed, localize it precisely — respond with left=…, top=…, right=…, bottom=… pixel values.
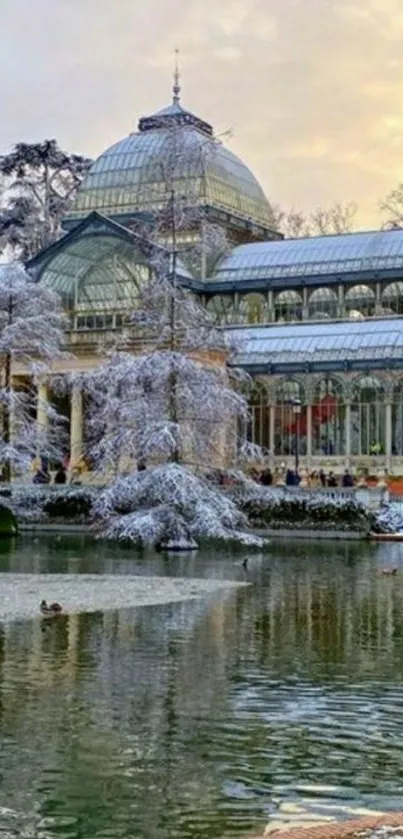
left=40, top=600, right=63, bottom=616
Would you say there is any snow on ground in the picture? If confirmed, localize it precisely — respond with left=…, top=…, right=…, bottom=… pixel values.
left=0, top=573, right=247, bottom=623
left=359, top=829, right=403, bottom=839
left=374, top=503, right=403, bottom=534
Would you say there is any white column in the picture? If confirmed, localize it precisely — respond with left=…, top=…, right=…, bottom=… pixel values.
left=306, top=404, right=312, bottom=468
left=269, top=403, right=275, bottom=466
left=36, top=381, right=48, bottom=460
left=70, top=385, right=83, bottom=468
left=386, top=401, right=392, bottom=472
left=345, top=401, right=351, bottom=468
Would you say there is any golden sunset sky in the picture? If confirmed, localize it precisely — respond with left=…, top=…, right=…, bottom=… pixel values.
left=2, top=0, right=403, bottom=228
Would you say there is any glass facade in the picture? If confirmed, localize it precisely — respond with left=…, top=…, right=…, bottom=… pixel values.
left=248, top=378, right=347, bottom=459
left=308, top=287, right=338, bottom=319
left=382, top=282, right=403, bottom=314
left=40, top=235, right=151, bottom=314
left=392, top=381, right=403, bottom=456
left=246, top=374, right=403, bottom=465
left=274, top=380, right=306, bottom=457
left=68, top=122, right=274, bottom=231
left=312, top=379, right=345, bottom=456
left=274, top=290, right=303, bottom=322
left=351, top=377, right=386, bottom=456
left=345, top=285, right=375, bottom=317
left=238, top=293, right=267, bottom=324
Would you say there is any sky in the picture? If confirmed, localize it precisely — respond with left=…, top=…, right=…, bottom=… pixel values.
left=1, top=0, right=403, bottom=229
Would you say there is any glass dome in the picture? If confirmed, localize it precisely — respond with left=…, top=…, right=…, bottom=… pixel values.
left=67, top=98, right=274, bottom=231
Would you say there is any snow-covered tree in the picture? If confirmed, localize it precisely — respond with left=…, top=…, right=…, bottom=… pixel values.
left=272, top=201, right=357, bottom=238
left=0, top=263, right=68, bottom=480
left=83, top=342, right=244, bottom=472
left=0, top=140, right=92, bottom=259
left=380, top=184, right=403, bottom=230
left=92, top=464, right=263, bottom=548
left=81, top=218, right=260, bottom=546
left=74, top=116, right=264, bottom=548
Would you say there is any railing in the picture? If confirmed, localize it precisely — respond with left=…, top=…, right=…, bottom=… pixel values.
left=389, top=492, right=403, bottom=507
left=66, top=327, right=156, bottom=350
left=261, top=484, right=388, bottom=511
left=279, top=486, right=354, bottom=499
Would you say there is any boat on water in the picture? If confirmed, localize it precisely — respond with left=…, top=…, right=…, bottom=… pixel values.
left=370, top=531, right=403, bottom=542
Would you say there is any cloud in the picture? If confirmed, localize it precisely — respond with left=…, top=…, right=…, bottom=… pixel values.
left=213, top=47, right=242, bottom=62
left=0, top=0, right=403, bottom=227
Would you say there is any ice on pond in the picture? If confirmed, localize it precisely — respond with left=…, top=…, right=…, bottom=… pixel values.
left=0, top=573, right=247, bottom=622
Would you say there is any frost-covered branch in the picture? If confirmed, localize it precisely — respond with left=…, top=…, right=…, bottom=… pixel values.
left=93, top=463, right=264, bottom=548
left=83, top=349, right=247, bottom=474
left=0, top=263, right=68, bottom=477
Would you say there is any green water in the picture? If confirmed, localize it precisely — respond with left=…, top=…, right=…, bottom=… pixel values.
left=1, top=536, right=403, bottom=838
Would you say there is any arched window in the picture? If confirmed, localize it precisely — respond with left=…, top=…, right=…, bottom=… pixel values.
left=382, top=282, right=403, bottom=315
left=345, top=285, right=375, bottom=317
left=247, top=382, right=270, bottom=452
left=274, top=290, right=303, bottom=322
left=351, top=377, right=385, bottom=455
left=312, top=379, right=345, bottom=456
left=274, top=380, right=306, bottom=456
left=392, top=381, right=403, bottom=456
left=206, top=295, right=237, bottom=325
left=308, top=287, right=338, bottom=320
left=239, top=293, right=266, bottom=324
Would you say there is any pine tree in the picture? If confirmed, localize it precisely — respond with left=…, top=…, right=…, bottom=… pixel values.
left=0, top=140, right=92, bottom=259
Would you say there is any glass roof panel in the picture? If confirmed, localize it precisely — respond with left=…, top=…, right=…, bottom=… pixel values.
left=68, top=123, right=274, bottom=230
left=39, top=232, right=189, bottom=312
left=212, top=229, right=403, bottom=285
left=228, top=318, right=403, bottom=368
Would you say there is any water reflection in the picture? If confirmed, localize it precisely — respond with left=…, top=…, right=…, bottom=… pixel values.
left=0, top=538, right=403, bottom=838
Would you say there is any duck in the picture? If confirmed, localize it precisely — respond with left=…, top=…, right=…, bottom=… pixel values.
left=40, top=599, right=63, bottom=616
left=377, top=568, right=398, bottom=576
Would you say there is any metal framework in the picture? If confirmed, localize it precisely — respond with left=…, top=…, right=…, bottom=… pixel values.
left=66, top=100, right=276, bottom=238
left=228, top=319, right=403, bottom=374
left=206, top=228, right=403, bottom=292
left=27, top=212, right=192, bottom=310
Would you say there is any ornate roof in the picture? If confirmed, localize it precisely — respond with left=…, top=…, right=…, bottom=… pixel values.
left=208, top=229, right=403, bottom=290
left=28, top=212, right=193, bottom=310
left=67, top=85, right=274, bottom=233
left=228, top=317, right=403, bottom=374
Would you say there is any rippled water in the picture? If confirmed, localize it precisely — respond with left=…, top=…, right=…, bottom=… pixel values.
left=1, top=536, right=403, bottom=838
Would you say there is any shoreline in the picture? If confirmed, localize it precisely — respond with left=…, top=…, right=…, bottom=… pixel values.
left=17, top=523, right=369, bottom=540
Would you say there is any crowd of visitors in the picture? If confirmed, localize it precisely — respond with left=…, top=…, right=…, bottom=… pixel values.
left=33, top=457, right=82, bottom=486
left=249, top=465, right=356, bottom=489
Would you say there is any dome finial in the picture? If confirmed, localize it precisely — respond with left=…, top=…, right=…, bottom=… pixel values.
left=173, top=47, right=181, bottom=104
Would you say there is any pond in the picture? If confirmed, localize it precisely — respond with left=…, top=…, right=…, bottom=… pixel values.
left=1, top=535, right=403, bottom=839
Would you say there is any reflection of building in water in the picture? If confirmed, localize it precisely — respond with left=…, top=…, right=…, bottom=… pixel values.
left=1, top=554, right=403, bottom=831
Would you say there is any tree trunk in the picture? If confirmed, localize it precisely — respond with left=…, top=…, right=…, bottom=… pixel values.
left=168, top=189, right=180, bottom=463
left=43, top=164, right=51, bottom=249
left=3, top=291, right=14, bottom=483
left=3, top=351, right=11, bottom=483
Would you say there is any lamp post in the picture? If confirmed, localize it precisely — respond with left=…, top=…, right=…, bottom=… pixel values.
left=292, top=398, right=302, bottom=473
